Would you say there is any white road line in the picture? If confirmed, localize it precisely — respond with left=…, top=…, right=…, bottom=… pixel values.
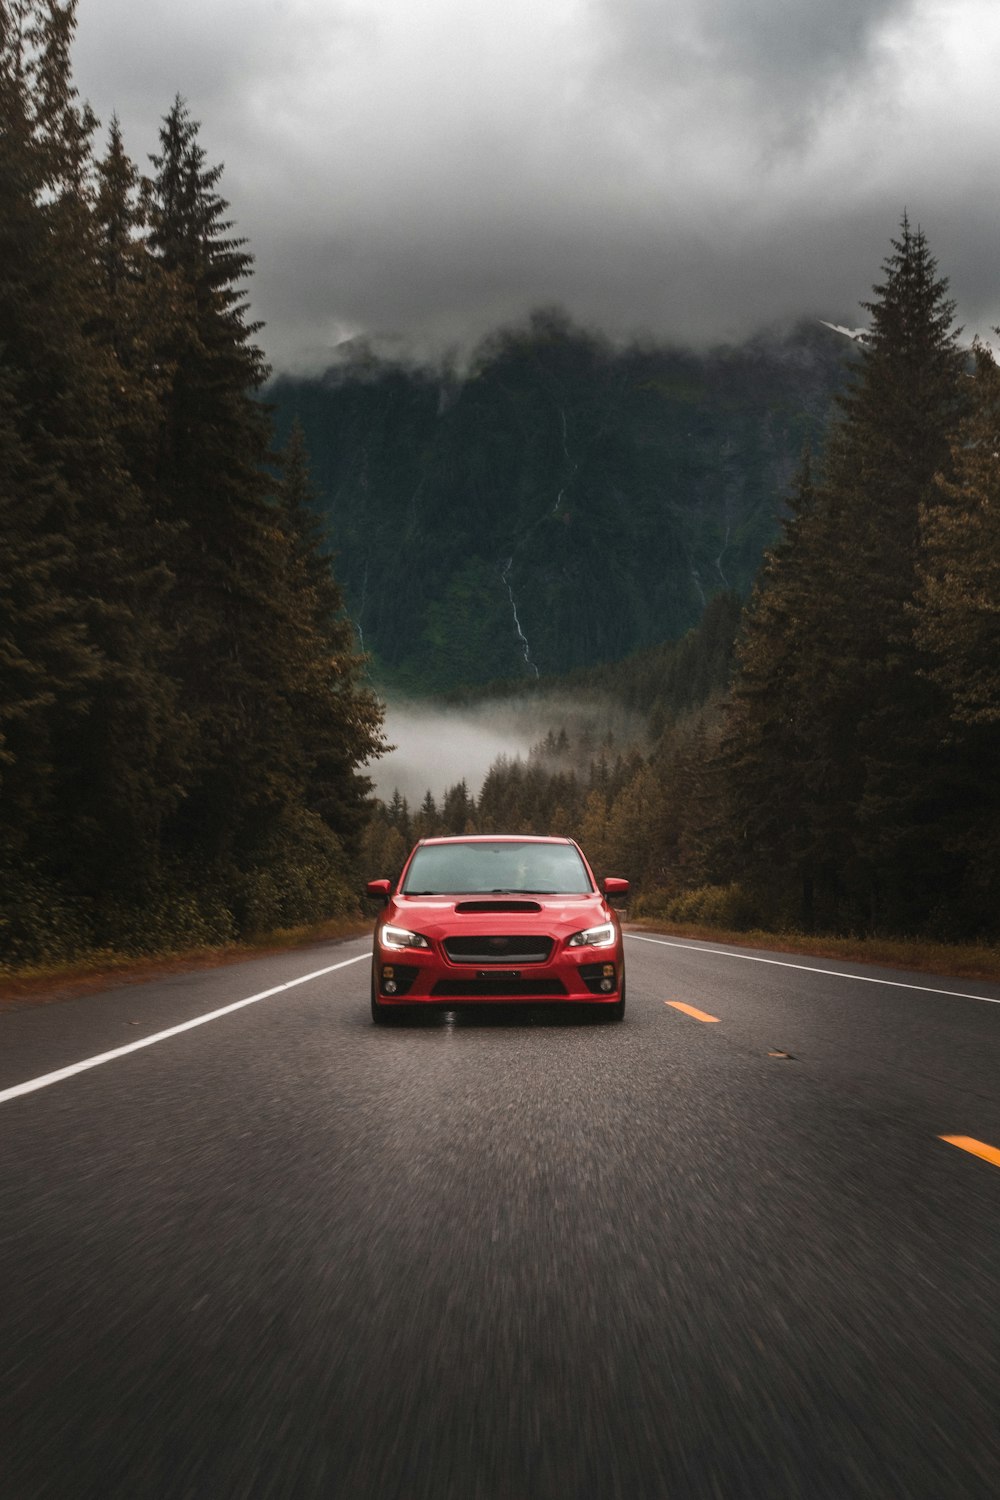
left=0, top=952, right=369, bottom=1106
left=626, top=934, right=1000, bottom=1004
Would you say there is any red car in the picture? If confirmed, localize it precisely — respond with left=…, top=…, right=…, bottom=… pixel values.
left=366, top=835, right=628, bottom=1023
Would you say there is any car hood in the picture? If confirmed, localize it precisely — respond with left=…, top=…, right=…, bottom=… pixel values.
left=384, top=892, right=615, bottom=942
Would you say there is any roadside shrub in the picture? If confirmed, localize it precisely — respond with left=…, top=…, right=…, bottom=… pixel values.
left=228, top=807, right=357, bottom=938
left=94, top=885, right=237, bottom=955
left=0, top=807, right=360, bottom=971
left=0, top=862, right=96, bottom=968
left=630, top=886, right=672, bottom=919
left=663, top=882, right=761, bottom=931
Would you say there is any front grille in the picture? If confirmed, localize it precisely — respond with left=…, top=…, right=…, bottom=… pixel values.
left=431, top=979, right=567, bottom=998
left=444, top=935, right=553, bottom=965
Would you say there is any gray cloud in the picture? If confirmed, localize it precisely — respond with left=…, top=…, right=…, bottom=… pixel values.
left=596, top=0, right=916, bottom=135
left=71, top=0, right=1000, bottom=369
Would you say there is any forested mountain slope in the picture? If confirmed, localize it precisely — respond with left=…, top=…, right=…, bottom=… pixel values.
left=269, top=313, right=850, bottom=692
left=377, top=222, right=1000, bottom=944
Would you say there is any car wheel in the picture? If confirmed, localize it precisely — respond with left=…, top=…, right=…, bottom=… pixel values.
left=371, top=974, right=401, bottom=1025
left=598, top=980, right=625, bottom=1023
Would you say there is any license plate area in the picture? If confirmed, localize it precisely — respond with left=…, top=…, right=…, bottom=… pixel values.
left=477, top=969, right=521, bottom=981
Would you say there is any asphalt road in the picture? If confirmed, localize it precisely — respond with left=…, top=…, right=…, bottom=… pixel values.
left=1, top=931, right=998, bottom=1499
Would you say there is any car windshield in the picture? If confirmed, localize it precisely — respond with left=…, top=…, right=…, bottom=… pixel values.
left=401, top=841, right=593, bottom=895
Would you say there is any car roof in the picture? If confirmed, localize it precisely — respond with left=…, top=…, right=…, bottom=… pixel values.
left=416, top=835, right=575, bottom=847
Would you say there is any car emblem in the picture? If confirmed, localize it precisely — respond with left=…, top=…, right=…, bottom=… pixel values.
left=488, top=937, right=509, bottom=950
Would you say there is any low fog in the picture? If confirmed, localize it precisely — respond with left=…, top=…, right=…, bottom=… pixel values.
left=372, top=704, right=533, bottom=806
left=372, top=694, right=646, bottom=807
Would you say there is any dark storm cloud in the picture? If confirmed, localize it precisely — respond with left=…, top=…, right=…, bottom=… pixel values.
left=71, top=0, right=1000, bottom=369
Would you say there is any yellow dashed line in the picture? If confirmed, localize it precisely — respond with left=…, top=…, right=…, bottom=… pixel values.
left=940, top=1136, right=1000, bottom=1170
left=665, top=1001, right=721, bottom=1024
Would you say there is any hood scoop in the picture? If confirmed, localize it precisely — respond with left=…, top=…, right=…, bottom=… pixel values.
left=454, top=899, right=542, bottom=914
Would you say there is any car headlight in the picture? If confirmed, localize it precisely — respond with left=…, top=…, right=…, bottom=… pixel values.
left=567, top=923, right=616, bottom=949
left=380, top=925, right=430, bottom=950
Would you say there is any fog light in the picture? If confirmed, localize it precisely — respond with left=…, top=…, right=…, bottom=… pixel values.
left=384, top=980, right=398, bottom=995
left=600, top=977, right=614, bottom=992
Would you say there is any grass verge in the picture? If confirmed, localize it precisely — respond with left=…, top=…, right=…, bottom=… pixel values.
left=0, top=915, right=373, bottom=1011
left=625, top=919, right=1000, bottom=984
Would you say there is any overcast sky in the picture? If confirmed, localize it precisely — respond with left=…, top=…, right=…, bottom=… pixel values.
left=72, top=0, right=1000, bottom=371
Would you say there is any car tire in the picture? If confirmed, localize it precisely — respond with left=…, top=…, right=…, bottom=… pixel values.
left=371, top=974, right=403, bottom=1025
left=598, top=980, right=625, bottom=1023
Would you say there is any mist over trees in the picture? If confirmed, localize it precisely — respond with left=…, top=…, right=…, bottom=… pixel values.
left=361, top=594, right=741, bottom=891
left=0, top=2, right=383, bottom=966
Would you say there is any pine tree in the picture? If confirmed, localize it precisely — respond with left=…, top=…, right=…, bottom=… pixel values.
left=276, top=420, right=385, bottom=853
left=93, top=115, right=178, bottom=487
left=0, top=5, right=96, bottom=852
left=144, top=99, right=304, bottom=861
left=915, top=341, right=1000, bottom=726
left=822, top=219, right=967, bottom=928
left=0, top=369, right=96, bottom=863
left=143, top=100, right=387, bottom=896
left=411, top=790, right=441, bottom=840
left=441, top=778, right=475, bottom=833
left=910, top=341, right=1000, bottom=934
left=0, top=2, right=183, bottom=917
left=360, top=808, right=407, bottom=884
left=386, top=788, right=412, bottom=844
left=602, top=762, right=664, bottom=885
left=577, top=786, right=611, bottom=877
left=721, top=450, right=838, bottom=924
left=722, top=219, right=968, bottom=932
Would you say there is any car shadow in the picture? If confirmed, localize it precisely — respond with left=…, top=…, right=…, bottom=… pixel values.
left=388, top=1005, right=618, bottom=1029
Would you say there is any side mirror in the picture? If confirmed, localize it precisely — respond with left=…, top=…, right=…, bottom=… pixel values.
left=603, top=877, right=629, bottom=898
left=366, top=879, right=392, bottom=902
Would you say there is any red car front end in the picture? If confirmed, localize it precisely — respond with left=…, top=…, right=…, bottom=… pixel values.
left=368, top=836, right=627, bottom=1021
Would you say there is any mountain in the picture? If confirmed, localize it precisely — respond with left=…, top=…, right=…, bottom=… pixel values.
left=267, top=310, right=852, bottom=693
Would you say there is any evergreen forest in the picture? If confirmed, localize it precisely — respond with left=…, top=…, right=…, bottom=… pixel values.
left=3, top=1, right=999, bottom=973
left=0, top=2, right=384, bottom=967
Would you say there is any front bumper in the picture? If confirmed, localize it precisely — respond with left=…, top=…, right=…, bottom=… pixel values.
left=374, top=950, right=623, bottom=1006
